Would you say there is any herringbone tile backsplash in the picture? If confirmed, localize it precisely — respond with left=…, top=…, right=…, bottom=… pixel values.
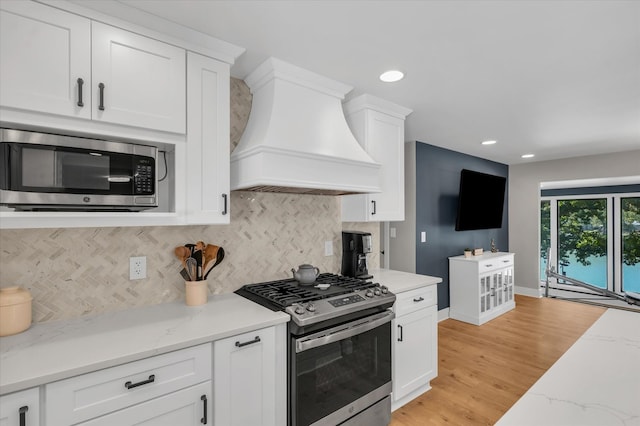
left=0, top=78, right=380, bottom=324
left=0, top=192, right=379, bottom=323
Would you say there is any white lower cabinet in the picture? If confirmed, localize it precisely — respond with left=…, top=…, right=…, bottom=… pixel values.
left=391, top=285, right=438, bottom=410
left=77, top=382, right=210, bottom=426
left=45, top=343, right=211, bottom=425
left=213, top=324, right=286, bottom=426
left=0, top=387, right=40, bottom=426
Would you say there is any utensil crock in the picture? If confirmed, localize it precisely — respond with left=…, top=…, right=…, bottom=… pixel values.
left=185, top=280, right=208, bottom=306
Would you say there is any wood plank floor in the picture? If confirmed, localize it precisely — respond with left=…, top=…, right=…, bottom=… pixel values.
left=389, top=295, right=606, bottom=425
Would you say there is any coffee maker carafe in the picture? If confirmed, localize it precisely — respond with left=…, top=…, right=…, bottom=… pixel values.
left=341, top=231, right=373, bottom=279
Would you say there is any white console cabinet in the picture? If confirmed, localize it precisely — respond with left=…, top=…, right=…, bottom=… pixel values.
left=449, top=252, right=515, bottom=325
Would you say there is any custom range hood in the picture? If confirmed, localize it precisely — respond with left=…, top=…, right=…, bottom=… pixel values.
left=230, top=58, right=381, bottom=195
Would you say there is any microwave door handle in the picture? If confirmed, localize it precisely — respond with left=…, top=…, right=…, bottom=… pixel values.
left=108, top=177, right=132, bottom=183
left=295, top=310, right=394, bottom=353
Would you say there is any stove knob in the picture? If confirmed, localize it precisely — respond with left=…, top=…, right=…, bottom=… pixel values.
left=365, top=290, right=374, bottom=298
left=306, top=303, right=316, bottom=312
left=380, top=286, right=389, bottom=294
left=374, top=288, right=381, bottom=296
left=294, top=305, right=305, bottom=315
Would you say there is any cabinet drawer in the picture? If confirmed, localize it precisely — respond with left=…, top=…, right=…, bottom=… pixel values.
left=478, top=255, right=514, bottom=273
left=46, top=343, right=211, bottom=425
left=395, top=286, right=436, bottom=317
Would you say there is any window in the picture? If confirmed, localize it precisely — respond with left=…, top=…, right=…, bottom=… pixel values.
left=541, top=191, right=639, bottom=296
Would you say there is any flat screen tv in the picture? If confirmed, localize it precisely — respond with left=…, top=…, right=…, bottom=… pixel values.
left=455, top=169, right=506, bottom=231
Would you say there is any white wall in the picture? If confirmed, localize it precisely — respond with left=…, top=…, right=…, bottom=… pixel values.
left=509, top=150, right=640, bottom=294
left=389, top=141, right=416, bottom=273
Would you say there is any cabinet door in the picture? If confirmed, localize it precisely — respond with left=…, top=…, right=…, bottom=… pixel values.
left=364, top=110, right=405, bottom=221
left=0, top=0, right=91, bottom=119
left=214, top=327, right=277, bottom=426
left=393, top=305, right=437, bottom=401
left=479, top=274, right=492, bottom=314
left=78, top=382, right=210, bottom=426
left=184, top=52, right=230, bottom=224
left=91, top=22, right=186, bottom=133
left=0, top=387, right=40, bottom=426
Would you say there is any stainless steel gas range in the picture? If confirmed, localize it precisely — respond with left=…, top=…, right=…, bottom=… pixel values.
left=236, top=273, right=395, bottom=426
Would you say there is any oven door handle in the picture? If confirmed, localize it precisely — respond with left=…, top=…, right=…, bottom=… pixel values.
left=295, top=310, right=394, bottom=353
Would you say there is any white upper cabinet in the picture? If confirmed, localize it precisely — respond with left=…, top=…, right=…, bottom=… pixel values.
left=341, top=94, right=412, bottom=222
left=0, top=1, right=186, bottom=135
left=0, top=0, right=91, bottom=119
left=184, top=52, right=230, bottom=224
left=92, top=22, right=186, bottom=134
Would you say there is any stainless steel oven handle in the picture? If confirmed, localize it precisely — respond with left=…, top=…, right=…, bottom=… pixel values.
left=295, top=310, right=394, bottom=353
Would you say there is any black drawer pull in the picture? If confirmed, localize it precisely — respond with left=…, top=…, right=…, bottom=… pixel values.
left=98, top=82, right=105, bottom=110
left=371, top=200, right=377, bottom=215
left=201, top=394, right=208, bottom=424
left=236, top=336, right=261, bottom=348
left=77, top=78, right=84, bottom=107
left=222, top=193, right=228, bottom=215
left=397, top=324, right=403, bottom=342
left=125, top=374, right=155, bottom=389
left=413, top=297, right=425, bottom=302
left=19, top=406, right=28, bottom=426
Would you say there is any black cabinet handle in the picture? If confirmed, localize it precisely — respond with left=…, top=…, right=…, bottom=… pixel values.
left=371, top=200, right=377, bottom=215
left=397, top=324, right=403, bottom=342
left=413, top=297, right=425, bottom=302
left=200, top=395, right=208, bottom=424
left=98, top=83, right=105, bottom=110
left=125, top=374, right=155, bottom=389
left=235, top=336, right=261, bottom=348
left=222, top=193, right=228, bottom=215
left=77, top=78, right=84, bottom=107
left=19, top=406, right=28, bottom=426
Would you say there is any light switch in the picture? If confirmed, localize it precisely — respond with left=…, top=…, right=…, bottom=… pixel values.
left=390, top=227, right=397, bottom=238
left=420, top=231, right=426, bottom=243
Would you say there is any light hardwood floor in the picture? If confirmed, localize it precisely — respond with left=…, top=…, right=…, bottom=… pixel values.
left=389, top=295, right=606, bottom=425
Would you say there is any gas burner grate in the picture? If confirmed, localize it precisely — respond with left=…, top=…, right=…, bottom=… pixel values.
left=236, top=273, right=377, bottom=309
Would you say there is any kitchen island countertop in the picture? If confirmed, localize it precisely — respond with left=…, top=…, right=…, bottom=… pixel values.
left=0, top=293, right=289, bottom=395
left=370, top=268, right=442, bottom=293
left=496, top=308, right=640, bottom=425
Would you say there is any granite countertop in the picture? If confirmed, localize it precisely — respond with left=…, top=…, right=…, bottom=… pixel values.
left=0, top=293, right=289, bottom=395
left=370, top=268, right=442, bottom=293
left=496, top=308, right=640, bottom=425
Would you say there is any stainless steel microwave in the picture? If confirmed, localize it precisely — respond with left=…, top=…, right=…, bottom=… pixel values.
left=0, top=129, right=158, bottom=211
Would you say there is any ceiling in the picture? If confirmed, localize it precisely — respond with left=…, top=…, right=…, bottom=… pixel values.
left=118, top=0, right=640, bottom=165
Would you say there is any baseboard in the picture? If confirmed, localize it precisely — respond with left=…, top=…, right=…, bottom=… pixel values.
left=515, top=285, right=543, bottom=298
left=438, top=307, right=450, bottom=322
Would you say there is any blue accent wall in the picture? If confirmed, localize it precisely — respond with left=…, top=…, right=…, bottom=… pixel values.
left=414, top=142, right=509, bottom=309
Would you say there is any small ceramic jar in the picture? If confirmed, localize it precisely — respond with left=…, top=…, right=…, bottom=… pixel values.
left=185, top=280, right=208, bottom=306
left=0, top=286, right=33, bottom=336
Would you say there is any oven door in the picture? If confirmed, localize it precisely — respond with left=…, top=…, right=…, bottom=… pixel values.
left=291, top=310, right=393, bottom=426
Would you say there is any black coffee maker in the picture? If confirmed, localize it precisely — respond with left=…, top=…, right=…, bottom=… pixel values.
left=341, top=231, right=373, bottom=279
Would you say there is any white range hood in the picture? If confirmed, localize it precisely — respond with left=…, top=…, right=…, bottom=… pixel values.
left=230, top=58, right=381, bottom=195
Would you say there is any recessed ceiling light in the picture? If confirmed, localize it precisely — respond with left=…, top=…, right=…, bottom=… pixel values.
left=379, top=70, right=404, bottom=83
left=521, top=153, right=535, bottom=158
left=482, top=140, right=497, bottom=145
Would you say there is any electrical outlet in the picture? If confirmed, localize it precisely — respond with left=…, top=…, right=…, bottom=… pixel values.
left=130, top=256, right=147, bottom=280
left=324, top=240, right=333, bottom=256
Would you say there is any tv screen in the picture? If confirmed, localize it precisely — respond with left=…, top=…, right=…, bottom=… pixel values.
left=455, top=169, right=506, bottom=231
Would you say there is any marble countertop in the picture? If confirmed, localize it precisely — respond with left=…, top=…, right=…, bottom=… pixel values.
left=0, top=293, right=289, bottom=395
left=370, top=268, right=442, bottom=293
left=496, top=308, right=640, bottom=425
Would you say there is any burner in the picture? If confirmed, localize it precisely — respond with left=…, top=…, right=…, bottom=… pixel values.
left=235, top=273, right=377, bottom=309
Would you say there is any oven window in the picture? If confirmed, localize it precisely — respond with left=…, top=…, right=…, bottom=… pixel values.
left=293, top=322, right=391, bottom=426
